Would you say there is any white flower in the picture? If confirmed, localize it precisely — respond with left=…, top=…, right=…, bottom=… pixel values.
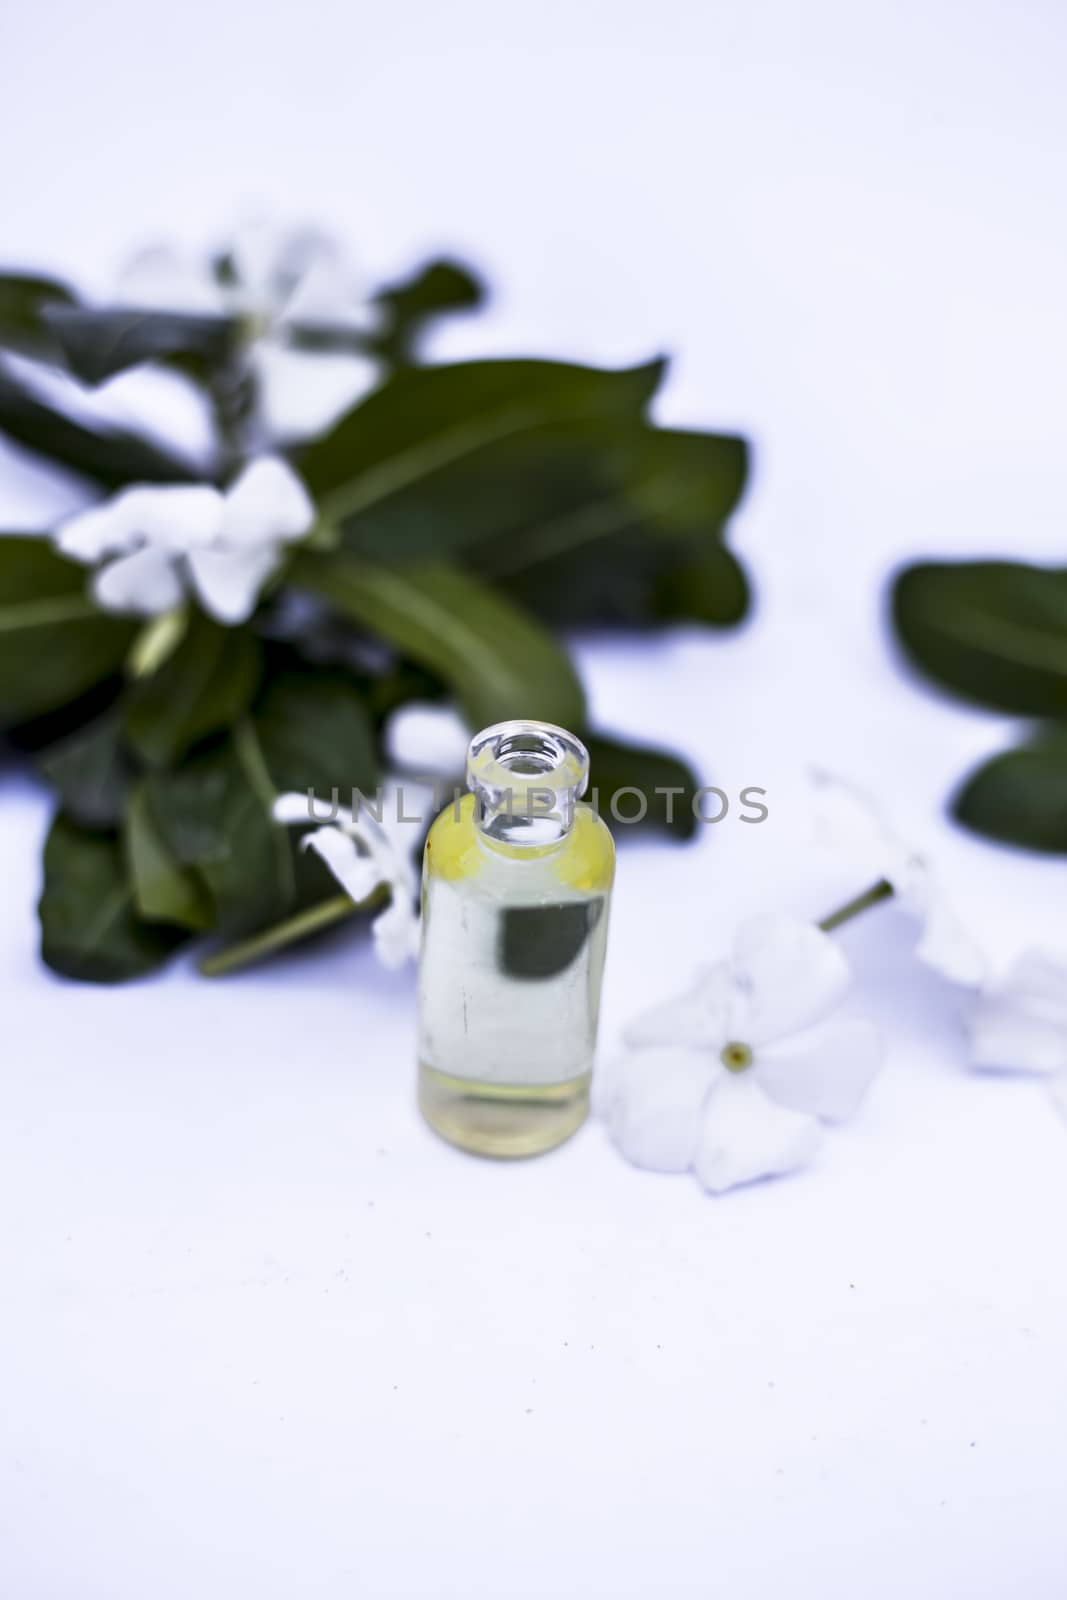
left=384, top=702, right=470, bottom=775
left=969, top=949, right=1067, bottom=1120
left=55, top=456, right=314, bottom=625
left=810, top=769, right=986, bottom=986
left=272, top=789, right=420, bottom=971
left=117, top=221, right=380, bottom=442
left=605, top=914, right=882, bottom=1193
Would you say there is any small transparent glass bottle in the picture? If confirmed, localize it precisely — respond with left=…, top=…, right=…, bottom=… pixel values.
left=417, top=720, right=615, bottom=1158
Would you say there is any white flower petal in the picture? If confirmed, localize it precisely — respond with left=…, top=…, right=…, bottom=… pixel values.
left=273, top=792, right=330, bottom=827
left=56, top=497, right=141, bottom=563
left=354, top=778, right=419, bottom=894
left=811, top=769, right=985, bottom=990
left=300, top=827, right=383, bottom=905
left=128, top=484, right=225, bottom=551
left=810, top=768, right=916, bottom=890
left=371, top=894, right=420, bottom=970
left=278, top=243, right=379, bottom=332
left=91, top=546, right=184, bottom=616
left=385, top=702, right=470, bottom=775
left=605, top=1047, right=717, bottom=1172
left=186, top=543, right=280, bottom=625
left=729, top=914, right=851, bottom=1046
left=221, top=456, right=315, bottom=547
left=756, top=1018, right=883, bottom=1122
left=970, top=951, right=1067, bottom=1074
left=58, top=484, right=223, bottom=565
left=623, top=963, right=734, bottom=1051
left=116, top=245, right=224, bottom=315
left=907, top=872, right=987, bottom=986
left=694, top=1076, right=821, bottom=1194
left=227, top=218, right=294, bottom=317
left=251, top=342, right=380, bottom=442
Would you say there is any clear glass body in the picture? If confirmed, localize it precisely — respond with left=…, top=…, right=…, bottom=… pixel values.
left=417, top=721, right=615, bottom=1158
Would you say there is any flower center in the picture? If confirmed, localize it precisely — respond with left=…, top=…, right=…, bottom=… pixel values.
left=720, top=1040, right=754, bottom=1073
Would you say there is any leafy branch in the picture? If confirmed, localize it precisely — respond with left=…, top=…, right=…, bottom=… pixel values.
left=0, top=232, right=752, bottom=981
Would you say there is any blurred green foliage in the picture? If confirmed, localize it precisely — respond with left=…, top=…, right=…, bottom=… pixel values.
left=893, top=560, right=1067, bottom=852
left=0, top=255, right=751, bottom=980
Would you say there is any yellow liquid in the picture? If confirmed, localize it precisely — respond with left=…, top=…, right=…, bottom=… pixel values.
left=417, top=795, right=614, bottom=1158
left=418, top=1064, right=591, bottom=1159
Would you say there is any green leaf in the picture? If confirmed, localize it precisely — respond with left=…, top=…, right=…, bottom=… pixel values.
left=39, top=813, right=187, bottom=982
left=140, top=656, right=383, bottom=941
left=292, top=550, right=586, bottom=730
left=0, top=536, right=138, bottom=722
left=0, top=272, right=77, bottom=360
left=253, top=668, right=378, bottom=799
left=328, top=418, right=745, bottom=566
left=953, top=732, right=1067, bottom=853
left=124, top=611, right=263, bottom=766
left=301, top=357, right=665, bottom=509
left=654, top=543, right=751, bottom=627
left=892, top=561, right=1067, bottom=716
left=308, top=397, right=749, bottom=630
left=125, top=781, right=214, bottom=929
left=370, top=257, right=485, bottom=367
left=0, top=368, right=198, bottom=488
left=36, top=712, right=130, bottom=827
left=584, top=733, right=701, bottom=839
left=143, top=720, right=295, bottom=936
left=473, top=426, right=748, bottom=625
left=42, top=305, right=239, bottom=386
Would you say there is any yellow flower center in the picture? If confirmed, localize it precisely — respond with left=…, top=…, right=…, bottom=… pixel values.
left=720, top=1040, right=754, bottom=1073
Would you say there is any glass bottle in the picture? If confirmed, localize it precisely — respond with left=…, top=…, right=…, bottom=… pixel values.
left=417, top=719, right=615, bottom=1158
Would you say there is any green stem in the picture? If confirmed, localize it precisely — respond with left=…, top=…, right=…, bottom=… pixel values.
left=198, top=889, right=384, bottom=978
left=818, top=877, right=895, bottom=934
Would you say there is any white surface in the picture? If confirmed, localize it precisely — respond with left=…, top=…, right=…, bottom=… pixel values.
left=3, top=2, right=1067, bottom=1595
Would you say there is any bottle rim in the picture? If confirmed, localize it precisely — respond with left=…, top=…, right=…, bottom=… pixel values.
left=466, top=720, right=589, bottom=803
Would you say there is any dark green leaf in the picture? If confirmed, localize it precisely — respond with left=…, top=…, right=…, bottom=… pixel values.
left=3, top=673, right=123, bottom=756
left=585, top=732, right=701, bottom=839
left=312, top=399, right=749, bottom=628
left=124, top=611, right=263, bottom=766
left=654, top=542, right=751, bottom=627
left=0, top=536, right=138, bottom=722
left=301, top=357, right=664, bottom=508
left=954, top=732, right=1067, bottom=853
left=42, top=304, right=240, bottom=386
left=370, top=257, right=485, bottom=367
left=36, top=712, right=131, bottom=827
left=143, top=721, right=295, bottom=936
left=499, top=900, right=605, bottom=979
left=253, top=667, right=378, bottom=799
left=892, top=561, right=1067, bottom=716
left=366, top=660, right=447, bottom=724
left=39, top=813, right=186, bottom=982
left=0, top=368, right=198, bottom=487
left=0, top=272, right=77, bottom=360
left=292, top=550, right=586, bottom=730
left=125, top=781, right=214, bottom=929
left=471, top=426, right=748, bottom=624
left=142, top=659, right=383, bottom=941
left=331, top=419, right=744, bottom=564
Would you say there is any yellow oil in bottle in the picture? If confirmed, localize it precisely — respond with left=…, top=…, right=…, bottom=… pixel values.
left=417, top=727, right=615, bottom=1159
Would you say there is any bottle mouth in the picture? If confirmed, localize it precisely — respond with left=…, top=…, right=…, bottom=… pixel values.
left=466, top=720, right=589, bottom=845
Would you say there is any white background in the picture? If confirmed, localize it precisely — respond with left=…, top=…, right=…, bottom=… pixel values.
left=2, top=2, right=1067, bottom=1595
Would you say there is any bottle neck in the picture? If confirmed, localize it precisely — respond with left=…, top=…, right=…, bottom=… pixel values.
left=466, top=720, right=590, bottom=852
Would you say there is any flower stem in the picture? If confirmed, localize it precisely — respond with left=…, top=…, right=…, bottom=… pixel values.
left=818, top=877, right=895, bottom=934
left=198, top=890, right=383, bottom=978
